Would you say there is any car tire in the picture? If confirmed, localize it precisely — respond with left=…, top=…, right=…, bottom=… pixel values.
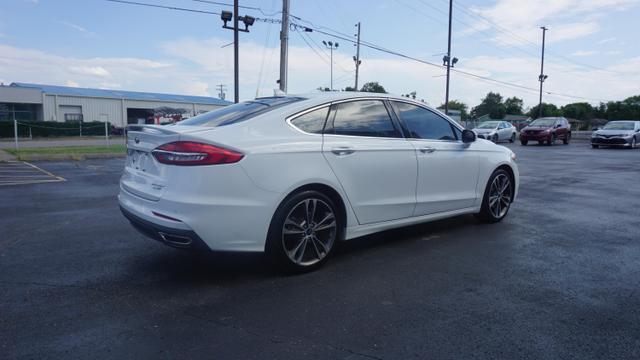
left=475, top=169, right=513, bottom=223
left=592, top=144, right=599, bottom=149
left=520, top=139, right=528, bottom=146
left=632, top=137, right=637, bottom=149
left=547, top=134, right=556, bottom=146
left=492, top=134, right=499, bottom=143
left=510, top=133, right=516, bottom=143
left=266, top=190, right=340, bottom=273
left=538, top=140, right=544, bottom=145
left=563, top=133, right=571, bottom=145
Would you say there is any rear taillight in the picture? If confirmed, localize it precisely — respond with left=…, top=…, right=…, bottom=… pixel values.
left=152, top=141, right=244, bottom=166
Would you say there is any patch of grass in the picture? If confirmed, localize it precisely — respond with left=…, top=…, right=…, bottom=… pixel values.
left=6, top=145, right=126, bottom=156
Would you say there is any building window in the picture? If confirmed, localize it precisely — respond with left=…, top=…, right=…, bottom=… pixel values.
left=0, top=103, right=40, bottom=122
left=64, top=113, right=84, bottom=122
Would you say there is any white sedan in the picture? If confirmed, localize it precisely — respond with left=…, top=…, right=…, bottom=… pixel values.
left=473, top=121, right=517, bottom=143
left=119, top=92, right=519, bottom=272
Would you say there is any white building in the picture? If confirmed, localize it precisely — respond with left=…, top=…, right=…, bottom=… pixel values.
left=0, top=82, right=231, bottom=127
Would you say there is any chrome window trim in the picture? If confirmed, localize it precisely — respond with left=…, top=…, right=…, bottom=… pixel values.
left=388, top=98, right=464, bottom=142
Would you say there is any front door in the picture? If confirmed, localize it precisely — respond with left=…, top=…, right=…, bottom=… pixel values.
left=322, top=99, right=418, bottom=225
left=389, top=101, right=479, bottom=215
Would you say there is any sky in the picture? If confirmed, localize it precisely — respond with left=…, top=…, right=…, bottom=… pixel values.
left=1, top=0, right=639, bottom=109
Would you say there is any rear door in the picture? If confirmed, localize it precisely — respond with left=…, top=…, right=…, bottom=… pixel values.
left=322, top=99, right=417, bottom=225
left=389, top=101, right=479, bottom=216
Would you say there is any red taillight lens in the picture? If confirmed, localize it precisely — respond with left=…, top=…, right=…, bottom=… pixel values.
left=152, top=141, right=244, bottom=166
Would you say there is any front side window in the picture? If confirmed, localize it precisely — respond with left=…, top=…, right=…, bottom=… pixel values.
left=329, top=100, right=401, bottom=138
left=289, top=107, right=329, bottom=134
left=391, top=101, right=457, bottom=141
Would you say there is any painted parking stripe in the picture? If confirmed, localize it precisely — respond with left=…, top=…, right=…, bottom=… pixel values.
left=0, top=161, right=65, bottom=186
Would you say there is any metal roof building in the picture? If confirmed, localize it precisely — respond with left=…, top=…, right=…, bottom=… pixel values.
left=0, top=82, right=232, bottom=127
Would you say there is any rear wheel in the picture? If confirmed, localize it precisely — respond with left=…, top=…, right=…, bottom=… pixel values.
left=509, top=133, right=516, bottom=143
left=563, top=133, right=571, bottom=145
left=632, top=137, right=637, bottom=149
left=592, top=144, right=599, bottom=149
left=476, top=169, right=513, bottom=223
left=266, top=190, right=339, bottom=273
left=520, top=139, right=528, bottom=146
left=538, top=140, right=544, bottom=145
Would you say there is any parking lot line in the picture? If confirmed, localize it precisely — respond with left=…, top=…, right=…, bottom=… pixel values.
left=0, top=161, right=65, bottom=186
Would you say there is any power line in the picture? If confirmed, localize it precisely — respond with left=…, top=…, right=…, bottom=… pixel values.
left=105, top=0, right=220, bottom=15
left=189, top=0, right=281, bottom=16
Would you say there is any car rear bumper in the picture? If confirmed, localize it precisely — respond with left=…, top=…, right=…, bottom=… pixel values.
left=120, top=206, right=211, bottom=251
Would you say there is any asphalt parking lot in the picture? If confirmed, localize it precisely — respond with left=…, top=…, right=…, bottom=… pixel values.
left=2, top=142, right=640, bottom=359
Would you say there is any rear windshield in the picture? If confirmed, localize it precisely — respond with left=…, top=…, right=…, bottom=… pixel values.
left=178, top=97, right=304, bottom=127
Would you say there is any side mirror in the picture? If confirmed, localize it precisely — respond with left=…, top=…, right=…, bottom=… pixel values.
left=555, top=124, right=561, bottom=128
left=461, top=129, right=476, bottom=143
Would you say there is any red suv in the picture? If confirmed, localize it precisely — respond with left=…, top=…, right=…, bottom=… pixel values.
left=520, top=117, right=571, bottom=146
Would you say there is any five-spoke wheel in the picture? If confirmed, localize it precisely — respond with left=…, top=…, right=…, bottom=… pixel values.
left=476, top=169, right=513, bottom=223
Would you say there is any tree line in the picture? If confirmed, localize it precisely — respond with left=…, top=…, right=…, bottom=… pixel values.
left=320, top=82, right=640, bottom=128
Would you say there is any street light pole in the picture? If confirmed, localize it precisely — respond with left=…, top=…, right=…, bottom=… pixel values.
left=354, top=22, right=361, bottom=90
left=233, top=0, right=239, bottom=103
left=323, top=41, right=339, bottom=91
left=444, top=0, right=453, bottom=116
left=538, top=26, right=548, bottom=119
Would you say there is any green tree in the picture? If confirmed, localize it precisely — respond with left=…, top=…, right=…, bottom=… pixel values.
left=528, top=103, right=561, bottom=119
left=504, top=97, right=524, bottom=115
left=471, top=92, right=504, bottom=119
left=560, top=102, right=594, bottom=120
left=360, top=82, right=386, bottom=93
left=439, top=100, right=469, bottom=120
left=343, top=86, right=357, bottom=92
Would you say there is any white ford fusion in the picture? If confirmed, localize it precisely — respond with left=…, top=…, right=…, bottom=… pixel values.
left=119, top=92, right=518, bottom=272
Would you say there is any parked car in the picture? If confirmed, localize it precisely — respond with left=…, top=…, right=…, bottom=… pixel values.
left=591, top=121, right=640, bottom=149
left=119, top=93, right=519, bottom=272
left=472, top=121, right=517, bottom=143
left=520, top=117, right=571, bottom=146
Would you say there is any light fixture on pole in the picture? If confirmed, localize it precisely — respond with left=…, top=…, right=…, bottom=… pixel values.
left=538, top=26, right=548, bottom=119
left=220, top=1, right=255, bottom=103
left=322, top=40, right=339, bottom=91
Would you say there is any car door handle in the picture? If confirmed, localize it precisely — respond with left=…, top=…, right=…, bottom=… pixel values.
left=419, top=146, right=436, bottom=153
left=331, top=147, right=355, bottom=156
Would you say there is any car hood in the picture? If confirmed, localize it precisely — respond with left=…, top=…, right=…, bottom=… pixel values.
left=593, top=129, right=634, bottom=136
left=523, top=126, right=552, bottom=131
left=473, top=128, right=496, bottom=133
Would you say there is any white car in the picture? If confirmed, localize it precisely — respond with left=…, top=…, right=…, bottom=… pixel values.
left=119, top=92, right=519, bottom=272
left=473, top=121, right=517, bottom=143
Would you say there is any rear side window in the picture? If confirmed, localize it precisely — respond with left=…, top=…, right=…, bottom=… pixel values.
left=391, top=101, right=457, bottom=141
left=179, top=97, right=304, bottom=127
left=329, top=100, right=401, bottom=138
left=289, top=107, right=329, bottom=134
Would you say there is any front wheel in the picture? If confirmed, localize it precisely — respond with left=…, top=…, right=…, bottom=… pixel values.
left=592, top=144, right=599, bottom=149
left=475, top=169, right=513, bottom=223
left=563, top=133, right=571, bottom=145
left=520, top=139, right=528, bottom=146
left=266, top=190, right=339, bottom=273
left=492, top=134, right=499, bottom=143
left=632, top=137, right=637, bottom=149
left=510, top=133, right=516, bottom=143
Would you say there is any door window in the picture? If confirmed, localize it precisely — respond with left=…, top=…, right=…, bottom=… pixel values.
left=290, top=107, right=329, bottom=134
left=391, top=102, right=457, bottom=141
left=329, top=100, right=402, bottom=138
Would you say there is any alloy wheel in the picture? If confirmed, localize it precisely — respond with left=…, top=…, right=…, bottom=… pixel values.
left=488, top=174, right=512, bottom=219
left=282, top=198, right=337, bottom=266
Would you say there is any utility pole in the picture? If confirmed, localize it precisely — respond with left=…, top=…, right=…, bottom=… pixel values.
left=353, top=22, right=362, bottom=90
left=538, top=26, right=548, bottom=119
left=220, top=3, right=255, bottom=103
left=279, top=0, right=290, bottom=92
left=216, top=84, right=227, bottom=100
left=444, top=0, right=453, bottom=116
left=322, top=41, right=339, bottom=90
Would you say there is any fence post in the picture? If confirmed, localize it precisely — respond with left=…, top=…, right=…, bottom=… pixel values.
left=79, top=121, right=82, bottom=138
left=29, top=126, right=32, bottom=140
left=14, top=119, right=19, bottom=152
left=105, top=122, right=110, bottom=147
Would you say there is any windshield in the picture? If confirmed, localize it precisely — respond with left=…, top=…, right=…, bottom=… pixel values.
left=477, top=121, right=500, bottom=129
left=602, top=121, right=634, bottom=130
left=179, top=97, right=304, bottom=127
left=530, top=119, right=556, bottom=126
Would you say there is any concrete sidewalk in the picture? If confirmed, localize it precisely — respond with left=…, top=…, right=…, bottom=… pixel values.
left=0, top=149, right=17, bottom=161
left=0, top=136, right=125, bottom=149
